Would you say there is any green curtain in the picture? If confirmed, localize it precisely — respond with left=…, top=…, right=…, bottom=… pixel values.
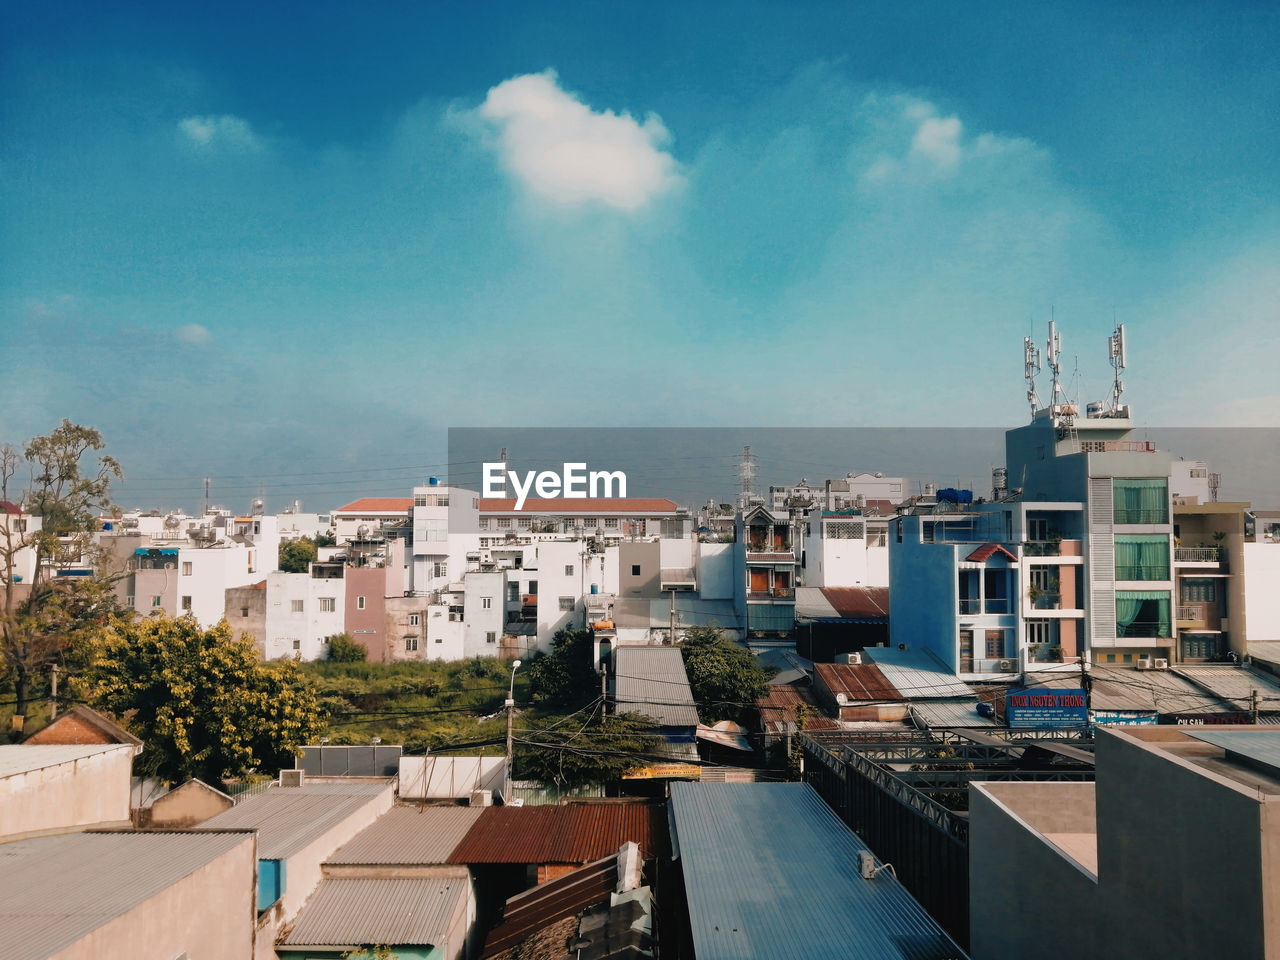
left=1116, top=590, right=1171, bottom=637
left=1114, top=478, right=1168, bottom=523
left=1114, top=535, right=1169, bottom=579
left=1116, top=594, right=1144, bottom=628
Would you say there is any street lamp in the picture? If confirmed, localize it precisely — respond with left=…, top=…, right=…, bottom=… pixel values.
left=505, top=659, right=522, bottom=800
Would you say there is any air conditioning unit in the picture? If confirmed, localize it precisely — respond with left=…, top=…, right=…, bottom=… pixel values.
left=998, top=660, right=1015, bottom=673
left=849, top=652, right=863, bottom=665
left=1152, top=658, right=1170, bottom=670
left=1135, top=659, right=1151, bottom=671
left=280, top=769, right=304, bottom=788
left=470, top=789, right=492, bottom=807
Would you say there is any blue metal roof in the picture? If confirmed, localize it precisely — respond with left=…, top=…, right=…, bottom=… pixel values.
left=669, top=782, right=967, bottom=960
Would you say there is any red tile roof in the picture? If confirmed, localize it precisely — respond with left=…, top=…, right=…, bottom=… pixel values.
left=966, top=543, right=1019, bottom=563
left=756, top=684, right=840, bottom=734
left=819, top=587, right=889, bottom=619
left=448, top=803, right=665, bottom=864
left=333, top=498, right=414, bottom=514
left=0, top=500, right=22, bottom=515
left=478, top=498, right=679, bottom=513
left=814, top=663, right=903, bottom=701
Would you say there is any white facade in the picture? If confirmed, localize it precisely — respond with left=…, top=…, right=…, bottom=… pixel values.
left=1243, top=523, right=1280, bottom=644
left=463, top=571, right=506, bottom=657
left=263, top=569, right=346, bottom=660
left=1170, top=459, right=1214, bottom=505
left=802, top=513, right=890, bottom=587
left=0, top=505, right=40, bottom=585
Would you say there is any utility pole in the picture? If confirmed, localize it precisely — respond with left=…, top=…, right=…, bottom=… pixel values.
left=505, top=659, right=521, bottom=798
left=669, top=589, right=677, bottom=645
left=49, top=664, right=59, bottom=720
left=1251, top=689, right=1260, bottom=724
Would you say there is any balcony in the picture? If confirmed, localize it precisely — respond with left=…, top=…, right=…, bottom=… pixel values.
left=1081, top=440, right=1157, bottom=453
left=1115, top=509, right=1168, bottom=524
left=960, top=657, right=1020, bottom=674
left=1114, top=565, right=1171, bottom=581
left=748, top=588, right=795, bottom=601
left=746, top=550, right=794, bottom=562
left=1175, top=546, right=1224, bottom=565
left=958, top=599, right=981, bottom=615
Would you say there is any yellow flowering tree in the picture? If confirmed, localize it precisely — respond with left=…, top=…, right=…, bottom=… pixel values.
left=92, top=615, right=322, bottom=785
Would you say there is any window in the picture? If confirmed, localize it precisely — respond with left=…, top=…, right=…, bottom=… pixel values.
left=1182, top=633, right=1222, bottom=660
left=240, top=606, right=249, bottom=618
left=292, top=639, right=301, bottom=650
left=1026, top=620, right=1055, bottom=645
left=291, top=599, right=304, bottom=613
left=181, top=595, right=192, bottom=611
left=559, top=597, right=575, bottom=611
left=564, top=564, right=574, bottom=576
left=518, top=517, right=532, bottom=528
left=482, top=597, right=492, bottom=609
left=479, top=538, right=490, bottom=547
left=152, top=595, right=162, bottom=607
left=433, top=561, right=447, bottom=577
left=631, top=564, right=641, bottom=576
left=319, top=597, right=336, bottom=612
left=1189, top=468, right=1208, bottom=479
left=409, top=613, right=420, bottom=626
left=1114, top=535, right=1170, bottom=580
left=1181, top=579, right=1217, bottom=603
left=1116, top=590, right=1172, bottom=638
left=415, top=494, right=427, bottom=506
left=1113, top=478, right=1169, bottom=524
left=435, top=637, right=443, bottom=643
left=604, top=518, right=619, bottom=529
left=868, top=530, right=887, bottom=547
left=478, top=518, right=490, bottom=530
left=486, top=631, right=496, bottom=643
left=182, top=561, right=192, bottom=576
left=357, top=596, right=366, bottom=610
left=497, top=518, right=512, bottom=529
left=507, top=582, right=519, bottom=602
left=583, top=518, right=597, bottom=528
left=405, top=636, right=418, bottom=652
left=985, top=630, right=1006, bottom=658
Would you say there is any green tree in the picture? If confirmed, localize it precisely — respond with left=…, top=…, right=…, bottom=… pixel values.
left=326, top=633, right=368, bottom=663
left=515, top=711, right=660, bottom=787
left=90, top=615, right=322, bottom=785
left=1, top=421, right=123, bottom=718
left=314, top=531, right=337, bottom=548
left=679, top=623, right=773, bottom=724
left=278, top=536, right=318, bottom=573
left=523, top=626, right=599, bottom=711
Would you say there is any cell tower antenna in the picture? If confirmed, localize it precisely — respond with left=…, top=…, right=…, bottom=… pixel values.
left=203, top=477, right=211, bottom=516
left=1108, top=323, right=1127, bottom=414
left=1024, top=335, right=1042, bottom=421
left=1046, top=318, right=1063, bottom=406
left=738, top=445, right=757, bottom=510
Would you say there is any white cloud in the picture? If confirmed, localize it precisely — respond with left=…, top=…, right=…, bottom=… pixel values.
left=862, top=96, right=1032, bottom=185
left=177, top=114, right=260, bottom=152
left=175, top=323, right=212, bottom=345
left=474, top=70, right=681, bottom=211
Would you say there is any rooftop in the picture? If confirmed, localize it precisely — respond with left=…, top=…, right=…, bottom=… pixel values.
left=814, top=662, right=902, bottom=701
left=333, top=497, right=414, bottom=514
left=669, top=782, right=966, bottom=960
left=756, top=683, right=840, bottom=735
left=612, top=645, right=700, bottom=728
left=0, top=743, right=133, bottom=779
left=863, top=646, right=975, bottom=699
left=448, top=803, right=665, bottom=864
left=326, top=805, right=483, bottom=865
left=0, top=830, right=253, bottom=960
left=197, top=782, right=391, bottom=859
left=279, top=876, right=467, bottom=948
left=795, top=586, right=890, bottom=622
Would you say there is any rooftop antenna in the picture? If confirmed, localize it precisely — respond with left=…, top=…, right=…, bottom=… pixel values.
left=1023, top=334, right=1042, bottom=421
left=1046, top=317, right=1063, bottom=407
left=203, top=477, right=211, bottom=516
left=1108, top=323, right=1127, bottom=414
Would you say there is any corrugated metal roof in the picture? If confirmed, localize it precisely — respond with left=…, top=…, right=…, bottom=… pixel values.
left=0, top=830, right=253, bottom=960
left=0, top=743, right=132, bottom=778
left=910, top=701, right=997, bottom=728
left=756, top=684, right=840, bottom=735
left=1176, top=666, right=1280, bottom=711
left=448, top=804, right=665, bottom=864
left=794, top=587, right=839, bottom=619
left=669, top=782, right=967, bottom=960
left=280, top=877, right=466, bottom=947
left=326, top=805, right=483, bottom=864
left=198, top=782, right=390, bottom=859
left=481, top=853, right=618, bottom=958
left=814, top=663, right=902, bottom=701
left=862, top=647, right=975, bottom=699
left=1183, top=729, right=1280, bottom=779
left=612, top=646, right=699, bottom=728
left=820, top=586, right=890, bottom=620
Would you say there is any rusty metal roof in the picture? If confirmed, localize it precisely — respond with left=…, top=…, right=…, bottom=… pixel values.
left=814, top=663, right=902, bottom=701
left=756, top=684, right=840, bottom=735
left=819, top=586, right=890, bottom=619
left=326, top=804, right=484, bottom=865
left=481, top=853, right=619, bottom=958
left=448, top=804, right=665, bottom=864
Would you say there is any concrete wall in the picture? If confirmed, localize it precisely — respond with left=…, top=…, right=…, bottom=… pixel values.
left=888, top=519, right=962, bottom=670
left=225, top=584, right=267, bottom=653
left=386, top=594, right=431, bottom=661
left=263, top=571, right=346, bottom=661
left=619, top=541, right=661, bottom=597
left=0, top=745, right=135, bottom=839
left=53, top=833, right=257, bottom=960
left=970, top=782, right=1099, bottom=960
left=345, top=566, right=389, bottom=662
left=144, top=779, right=234, bottom=828
left=1243, top=541, right=1280, bottom=644
left=463, top=571, right=505, bottom=657
left=696, top=542, right=734, bottom=600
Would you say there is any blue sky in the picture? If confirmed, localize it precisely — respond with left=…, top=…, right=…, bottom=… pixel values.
left=1, top=2, right=1277, bottom=510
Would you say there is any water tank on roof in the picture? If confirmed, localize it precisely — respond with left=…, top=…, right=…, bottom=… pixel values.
left=252, top=498, right=265, bottom=515
left=923, top=483, right=938, bottom=497
left=428, top=477, right=439, bottom=486
left=163, top=514, right=182, bottom=529
left=357, top=524, right=372, bottom=539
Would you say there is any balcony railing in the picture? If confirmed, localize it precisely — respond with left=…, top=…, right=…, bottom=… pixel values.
left=958, top=599, right=981, bottom=615
left=1115, top=565, right=1170, bottom=581
left=984, top=599, right=1011, bottom=614
left=1117, top=621, right=1172, bottom=639
left=960, top=657, right=1020, bottom=674
left=1115, top=509, right=1168, bottom=524
left=1175, top=546, right=1223, bottom=564
left=748, top=588, right=795, bottom=600
left=1177, top=604, right=1203, bottom=621
left=746, top=550, right=794, bottom=562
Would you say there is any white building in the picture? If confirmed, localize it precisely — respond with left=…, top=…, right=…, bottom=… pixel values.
left=332, top=497, right=413, bottom=545
left=802, top=509, right=890, bottom=587
left=262, top=565, right=346, bottom=660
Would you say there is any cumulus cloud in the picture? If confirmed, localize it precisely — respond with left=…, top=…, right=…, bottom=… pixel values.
left=474, top=70, right=681, bottom=211
left=863, top=97, right=1032, bottom=184
left=177, top=114, right=260, bottom=152
left=175, top=323, right=212, bottom=345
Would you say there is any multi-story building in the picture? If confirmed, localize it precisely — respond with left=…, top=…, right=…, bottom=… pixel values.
left=736, top=505, right=797, bottom=640
left=769, top=473, right=909, bottom=513
left=476, top=497, right=686, bottom=543
left=801, top=508, right=891, bottom=587
left=332, top=496, right=413, bottom=545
